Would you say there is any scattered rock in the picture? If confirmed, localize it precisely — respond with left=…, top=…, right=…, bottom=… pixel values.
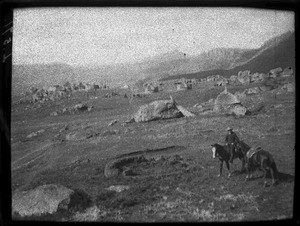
left=104, top=160, right=121, bottom=178
left=106, top=185, right=130, bottom=193
left=281, top=83, right=295, bottom=92
left=37, top=129, right=45, bottom=134
left=125, top=118, right=135, bottom=124
left=26, top=132, right=38, bottom=139
left=108, top=119, right=118, bottom=126
left=12, top=184, right=74, bottom=217
left=274, top=104, right=283, bottom=109
left=74, top=103, right=88, bottom=111
left=246, top=87, right=260, bottom=95
left=269, top=67, right=283, bottom=77
left=51, top=111, right=58, bottom=116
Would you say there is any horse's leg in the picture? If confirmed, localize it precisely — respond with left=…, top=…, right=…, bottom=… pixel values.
left=218, top=161, right=223, bottom=177
left=245, top=160, right=253, bottom=181
left=225, top=161, right=231, bottom=178
left=245, top=167, right=250, bottom=181
left=269, top=167, right=275, bottom=186
left=262, top=168, right=268, bottom=187
left=241, top=157, right=246, bottom=173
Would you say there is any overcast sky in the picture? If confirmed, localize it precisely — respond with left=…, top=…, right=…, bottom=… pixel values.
left=13, top=7, right=294, bottom=66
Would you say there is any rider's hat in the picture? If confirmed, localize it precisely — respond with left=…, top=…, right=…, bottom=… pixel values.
left=227, top=127, right=233, bottom=131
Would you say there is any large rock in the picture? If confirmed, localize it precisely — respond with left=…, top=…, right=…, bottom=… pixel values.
left=214, top=87, right=248, bottom=116
left=213, top=87, right=241, bottom=112
left=246, top=87, right=260, bottom=95
left=12, top=184, right=74, bottom=217
left=269, top=67, right=283, bottom=77
left=281, top=83, right=295, bottom=92
left=228, top=104, right=248, bottom=116
left=133, top=97, right=194, bottom=122
left=281, top=67, right=293, bottom=77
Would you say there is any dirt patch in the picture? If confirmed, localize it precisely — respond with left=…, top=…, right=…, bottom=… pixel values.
left=104, top=147, right=193, bottom=178
left=115, top=145, right=186, bottom=159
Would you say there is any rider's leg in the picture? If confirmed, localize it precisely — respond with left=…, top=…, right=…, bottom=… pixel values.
left=229, top=144, right=234, bottom=163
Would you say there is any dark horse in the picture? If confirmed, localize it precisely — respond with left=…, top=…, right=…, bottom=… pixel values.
left=211, top=141, right=250, bottom=178
left=245, top=147, right=279, bottom=187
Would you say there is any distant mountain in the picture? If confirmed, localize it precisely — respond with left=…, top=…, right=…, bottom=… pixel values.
left=139, top=48, right=259, bottom=83
left=12, top=30, right=294, bottom=96
left=160, top=31, right=295, bottom=81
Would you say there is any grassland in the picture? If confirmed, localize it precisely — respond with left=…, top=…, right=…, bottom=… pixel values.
left=11, top=80, right=295, bottom=222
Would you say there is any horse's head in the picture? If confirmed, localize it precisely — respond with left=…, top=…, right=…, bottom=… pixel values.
left=211, top=144, right=218, bottom=159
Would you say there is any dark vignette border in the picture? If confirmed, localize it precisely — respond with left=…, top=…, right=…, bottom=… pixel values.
left=0, top=0, right=298, bottom=225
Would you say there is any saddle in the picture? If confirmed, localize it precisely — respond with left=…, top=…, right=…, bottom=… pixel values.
left=246, top=147, right=263, bottom=159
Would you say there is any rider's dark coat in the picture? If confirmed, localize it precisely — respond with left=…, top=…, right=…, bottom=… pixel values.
left=225, top=131, right=240, bottom=145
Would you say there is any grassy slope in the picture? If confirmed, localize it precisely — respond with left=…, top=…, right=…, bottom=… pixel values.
left=11, top=81, right=295, bottom=221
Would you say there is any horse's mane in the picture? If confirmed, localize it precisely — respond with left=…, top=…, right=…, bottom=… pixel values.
left=214, top=143, right=226, bottom=149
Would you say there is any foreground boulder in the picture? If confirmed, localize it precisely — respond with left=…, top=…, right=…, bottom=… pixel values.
left=133, top=96, right=194, bottom=122
left=12, top=184, right=74, bottom=217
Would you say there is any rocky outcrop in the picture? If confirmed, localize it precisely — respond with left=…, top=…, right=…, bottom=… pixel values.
left=133, top=97, right=194, bottom=122
left=214, top=87, right=248, bottom=116
left=213, top=87, right=241, bottom=112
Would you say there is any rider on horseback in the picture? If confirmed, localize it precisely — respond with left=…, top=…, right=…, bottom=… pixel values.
left=225, top=127, right=241, bottom=163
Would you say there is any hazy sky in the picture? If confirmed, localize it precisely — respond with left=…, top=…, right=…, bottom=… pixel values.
left=13, top=7, right=294, bottom=66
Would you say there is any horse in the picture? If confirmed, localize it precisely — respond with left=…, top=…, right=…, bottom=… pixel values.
left=245, top=147, right=279, bottom=187
left=211, top=141, right=250, bottom=178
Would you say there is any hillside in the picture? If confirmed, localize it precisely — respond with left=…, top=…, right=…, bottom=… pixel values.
left=12, top=31, right=294, bottom=95
left=160, top=31, right=295, bottom=81
left=140, top=47, right=260, bottom=83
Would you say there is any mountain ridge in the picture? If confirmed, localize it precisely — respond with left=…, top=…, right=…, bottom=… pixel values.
left=12, top=30, right=294, bottom=95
